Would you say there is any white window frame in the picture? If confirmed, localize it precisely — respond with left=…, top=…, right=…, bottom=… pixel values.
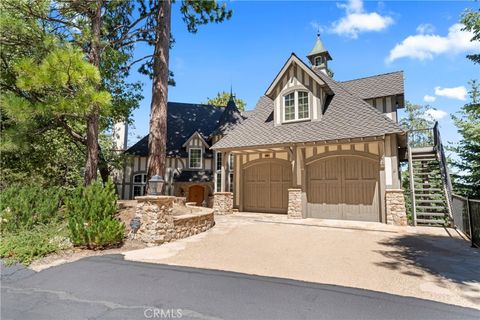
left=315, top=56, right=323, bottom=66
left=188, top=148, right=203, bottom=169
left=282, top=90, right=310, bottom=123
left=215, top=152, right=222, bottom=192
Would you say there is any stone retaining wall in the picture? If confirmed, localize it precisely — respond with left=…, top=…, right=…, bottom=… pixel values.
left=173, top=210, right=215, bottom=240
left=134, top=196, right=215, bottom=246
left=386, top=189, right=407, bottom=226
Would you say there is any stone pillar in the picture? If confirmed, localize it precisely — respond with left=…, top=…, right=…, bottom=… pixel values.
left=213, top=192, right=233, bottom=215
left=385, top=189, right=407, bottom=226
left=135, top=196, right=176, bottom=246
left=287, top=188, right=303, bottom=219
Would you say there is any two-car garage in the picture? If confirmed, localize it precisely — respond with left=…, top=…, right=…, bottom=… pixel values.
left=241, top=152, right=381, bottom=222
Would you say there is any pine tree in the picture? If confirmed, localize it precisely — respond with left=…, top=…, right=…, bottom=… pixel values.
left=204, top=91, right=246, bottom=111
left=450, top=81, right=480, bottom=198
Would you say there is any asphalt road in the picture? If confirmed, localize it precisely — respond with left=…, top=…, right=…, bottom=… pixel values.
left=1, top=255, right=479, bottom=320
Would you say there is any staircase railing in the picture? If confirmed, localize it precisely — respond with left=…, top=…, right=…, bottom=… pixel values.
left=407, top=145, right=417, bottom=226
left=433, top=122, right=454, bottom=222
left=407, top=122, right=454, bottom=225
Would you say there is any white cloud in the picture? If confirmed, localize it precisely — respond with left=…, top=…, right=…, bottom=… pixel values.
left=310, top=21, right=325, bottom=34
left=387, top=23, right=480, bottom=62
left=434, top=86, right=467, bottom=101
left=423, top=95, right=436, bottom=103
left=330, top=0, right=394, bottom=38
left=424, top=109, right=448, bottom=121
left=416, top=23, right=435, bottom=34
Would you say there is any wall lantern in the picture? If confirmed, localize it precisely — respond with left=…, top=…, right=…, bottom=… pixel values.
left=148, top=175, right=164, bottom=195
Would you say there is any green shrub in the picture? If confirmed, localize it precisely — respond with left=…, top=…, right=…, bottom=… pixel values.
left=66, top=179, right=125, bottom=249
left=0, top=222, right=72, bottom=265
left=0, top=185, right=64, bottom=233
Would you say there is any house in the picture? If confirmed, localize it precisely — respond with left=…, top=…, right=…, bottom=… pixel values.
left=211, top=35, right=407, bottom=224
left=117, top=35, right=408, bottom=225
left=114, top=97, right=244, bottom=205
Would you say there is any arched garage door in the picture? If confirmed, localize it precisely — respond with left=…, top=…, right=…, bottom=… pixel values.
left=243, top=159, right=292, bottom=213
left=306, top=154, right=380, bottom=222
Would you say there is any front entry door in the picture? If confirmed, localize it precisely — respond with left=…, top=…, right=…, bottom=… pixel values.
left=188, top=185, right=205, bottom=206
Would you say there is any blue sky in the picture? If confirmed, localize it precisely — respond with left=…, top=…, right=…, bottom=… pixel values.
left=128, top=0, right=479, bottom=148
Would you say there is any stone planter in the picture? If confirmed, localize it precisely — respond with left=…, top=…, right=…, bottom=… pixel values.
left=134, top=195, right=215, bottom=247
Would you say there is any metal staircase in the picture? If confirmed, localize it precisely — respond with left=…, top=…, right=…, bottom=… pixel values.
left=408, top=123, right=453, bottom=226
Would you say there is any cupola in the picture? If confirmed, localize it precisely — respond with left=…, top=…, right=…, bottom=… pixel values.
left=307, top=33, right=332, bottom=76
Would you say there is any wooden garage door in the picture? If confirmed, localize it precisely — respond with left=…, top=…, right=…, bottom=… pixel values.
left=306, top=155, right=380, bottom=222
left=243, top=159, right=292, bottom=213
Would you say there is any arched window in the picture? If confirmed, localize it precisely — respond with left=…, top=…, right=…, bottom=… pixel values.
left=283, top=91, right=310, bottom=122
left=314, top=56, right=323, bottom=66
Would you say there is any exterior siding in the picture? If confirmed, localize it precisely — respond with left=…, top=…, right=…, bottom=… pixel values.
left=272, top=62, right=326, bottom=126
left=230, top=137, right=393, bottom=222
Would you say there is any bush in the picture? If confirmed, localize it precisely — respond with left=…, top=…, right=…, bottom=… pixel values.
left=0, top=185, right=65, bottom=233
left=0, top=222, right=72, bottom=265
left=66, top=180, right=125, bottom=249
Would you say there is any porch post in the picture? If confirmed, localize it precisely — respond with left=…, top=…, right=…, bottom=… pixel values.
left=291, top=146, right=298, bottom=187
left=220, top=151, right=228, bottom=192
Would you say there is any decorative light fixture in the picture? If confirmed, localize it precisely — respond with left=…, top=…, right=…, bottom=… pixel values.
left=148, top=175, right=164, bottom=195
left=129, top=217, right=141, bottom=239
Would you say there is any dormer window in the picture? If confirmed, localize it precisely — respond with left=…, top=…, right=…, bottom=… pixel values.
left=189, top=148, right=202, bottom=169
left=283, top=91, right=310, bottom=123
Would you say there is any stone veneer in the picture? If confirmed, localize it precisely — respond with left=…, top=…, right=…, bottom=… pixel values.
left=213, top=192, right=233, bottom=215
left=135, top=196, right=176, bottom=246
left=135, top=196, right=215, bottom=246
left=287, top=188, right=303, bottom=219
left=385, top=189, right=407, bottom=226
left=174, top=207, right=215, bottom=240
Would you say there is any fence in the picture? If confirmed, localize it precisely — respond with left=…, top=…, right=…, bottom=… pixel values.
left=452, top=194, right=480, bottom=248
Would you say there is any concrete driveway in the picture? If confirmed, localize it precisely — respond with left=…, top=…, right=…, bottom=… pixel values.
left=125, top=212, right=480, bottom=310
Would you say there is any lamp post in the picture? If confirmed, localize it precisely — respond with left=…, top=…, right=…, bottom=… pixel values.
left=148, top=175, right=164, bottom=195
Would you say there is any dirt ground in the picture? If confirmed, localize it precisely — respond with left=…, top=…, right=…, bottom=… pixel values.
left=124, top=212, right=480, bottom=310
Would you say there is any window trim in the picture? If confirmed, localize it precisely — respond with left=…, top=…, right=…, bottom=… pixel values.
left=282, top=90, right=310, bottom=123
left=216, top=152, right=222, bottom=171
left=188, top=147, right=203, bottom=169
left=132, top=173, right=147, bottom=198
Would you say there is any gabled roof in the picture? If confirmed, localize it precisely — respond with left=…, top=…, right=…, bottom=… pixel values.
left=265, top=54, right=327, bottom=98
left=126, top=102, right=224, bottom=157
left=182, top=131, right=209, bottom=148
left=340, top=71, right=404, bottom=100
left=211, top=57, right=405, bottom=151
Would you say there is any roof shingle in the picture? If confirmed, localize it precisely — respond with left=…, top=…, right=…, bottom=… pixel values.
left=211, top=60, right=405, bottom=150
left=126, top=102, right=224, bottom=157
left=340, top=71, right=404, bottom=100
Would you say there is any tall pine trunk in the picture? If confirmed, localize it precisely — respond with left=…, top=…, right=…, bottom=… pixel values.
left=147, top=0, right=171, bottom=189
left=84, top=0, right=102, bottom=185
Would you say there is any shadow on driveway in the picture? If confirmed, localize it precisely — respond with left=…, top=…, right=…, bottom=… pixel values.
left=375, top=229, right=480, bottom=285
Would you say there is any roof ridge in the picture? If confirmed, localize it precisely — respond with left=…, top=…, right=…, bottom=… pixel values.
left=340, top=70, right=403, bottom=83
left=168, top=101, right=221, bottom=108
